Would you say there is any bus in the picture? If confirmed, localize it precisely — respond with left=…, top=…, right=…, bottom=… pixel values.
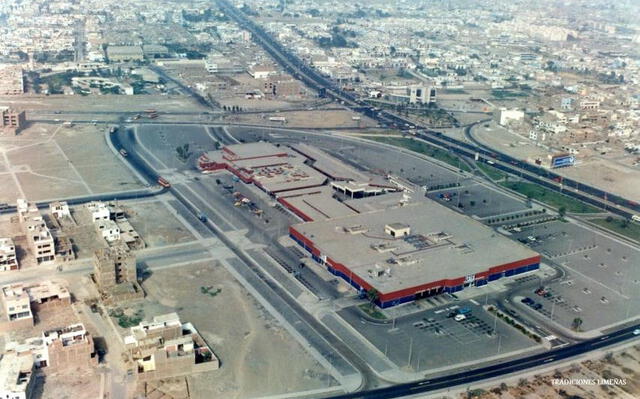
left=158, top=177, right=171, bottom=188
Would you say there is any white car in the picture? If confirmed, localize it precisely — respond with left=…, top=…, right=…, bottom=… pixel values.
left=454, top=314, right=467, bottom=322
left=633, top=329, right=640, bottom=336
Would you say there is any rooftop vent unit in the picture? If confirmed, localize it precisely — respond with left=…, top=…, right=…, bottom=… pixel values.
left=456, top=243, right=474, bottom=254
left=371, top=243, right=397, bottom=253
left=427, top=231, right=452, bottom=243
left=344, top=224, right=368, bottom=234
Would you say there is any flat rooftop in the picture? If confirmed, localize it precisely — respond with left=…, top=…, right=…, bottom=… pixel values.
left=292, top=201, right=539, bottom=294
left=343, top=191, right=414, bottom=213
left=222, top=141, right=286, bottom=160
left=279, top=186, right=357, bottom=221
left=291, top=143, right=369, bottom=181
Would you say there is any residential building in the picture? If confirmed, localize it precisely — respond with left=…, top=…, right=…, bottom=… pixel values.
left=248, top=64, right=277, bottom=79
left=5, top=323, right=97, bottom=371
left=116, top=220, right=144, bottom=250
left=96, top=219, right=121, bottom=243
left=1, top=281, right=71, bottom=328
left=123, top=313, right=219, bottom=382
left=0, top=66, right=24, bottom=95
left=497, top=108, right=525, bottom=126
left=49, top=201, right=71, bottom=220
left=386, top=85, right=437, bottom=104
left=42, top=324, right=97, bottom=370
left=85, top=202, right=110, bottom=222
left=17, top=199, right=55, bottom=264
left=1, top=284, right=33, bottom=327
left=0, top=238, right=18, bottom=271
left=580, top=100, right=600, bottom=110
left=93, top=245, right=143, bottom=303
left=0, top=107, right=26, bottom=134
left=0, top=353, right=35, bottom=399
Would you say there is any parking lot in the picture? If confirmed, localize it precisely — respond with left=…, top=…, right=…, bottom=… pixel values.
left=339, top=300, right=537, bottom=371
left=427, top=180, right=530, bottom=219
left=510, top=220, right=640, bottom=331
left=228, top=127, right=465, bottom=188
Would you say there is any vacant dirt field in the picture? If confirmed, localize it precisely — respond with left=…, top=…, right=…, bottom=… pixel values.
left=139, top=261, right=335, bottom=398
left=227, top=109, right=377, bottom=129
left=123, top=201, right=195, bottom=247
left=0, top=123, right=143, bottom=203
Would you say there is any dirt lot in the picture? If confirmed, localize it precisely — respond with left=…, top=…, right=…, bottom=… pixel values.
left=0, top=122, right=143, bottom=203
left=472, top=122, right=640, bottom=203
left=123, top=201, right=195, bottom=247
left=0, top=94, right=208, bottom=113
left=226, top=109, right=378, bottom=129
left=559, top=156, right=640, bottom=203
left=37, top=370, right=101, bottom=399
left=134, top=261, right=335, bottom=398
left=218, top=96, right=307, bottom=111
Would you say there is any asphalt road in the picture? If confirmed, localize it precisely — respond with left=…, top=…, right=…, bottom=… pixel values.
left=329, top=324, right=640, bottom=398
left=111, top=126, right=377, bottom=389
left=218, top=0, right=640, bottom=221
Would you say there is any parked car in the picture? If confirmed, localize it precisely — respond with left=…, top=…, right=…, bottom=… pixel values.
left=521, top=297, right=534, bottom=305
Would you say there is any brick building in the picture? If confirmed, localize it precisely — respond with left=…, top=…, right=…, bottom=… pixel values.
left=0, top=107, right=26, bottom=134
left=93, top=245, right=143, bottom=303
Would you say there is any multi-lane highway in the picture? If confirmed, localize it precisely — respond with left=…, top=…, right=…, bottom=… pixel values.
left=329, top=324, right=640, bottom=399
left=216, top=0, right=640, bottom=222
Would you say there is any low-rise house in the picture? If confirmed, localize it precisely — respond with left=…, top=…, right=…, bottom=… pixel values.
left=124, top=313, right=219, bottom=382
left=0, top=353, right=35, bottom=399
left=6, top=323, right=97, bottom=371
left=96, top=219, right=121, bottom=243
left=0, top=238, right=18, bottom=271
left=1, top=281, right=71, bottom=328
left=17, top=199, right=56, bottom=264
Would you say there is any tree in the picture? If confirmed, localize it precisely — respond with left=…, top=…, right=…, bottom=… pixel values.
left=558, top=206, right=567, bottom=218
left=572, top=317, right=583, bottom=331
left=176, top=144, right=192, bottom=162
left=366, top=288, right=379, bottom=309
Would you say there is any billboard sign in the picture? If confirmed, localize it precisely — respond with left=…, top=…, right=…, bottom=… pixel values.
left=550, top=154, right=575, bottom=168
